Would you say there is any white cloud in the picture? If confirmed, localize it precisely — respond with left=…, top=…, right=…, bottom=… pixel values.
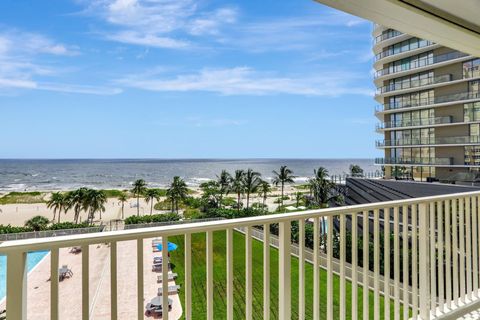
left=0, top=31, right=78, bottom=57
left=37, top=83, right=122, bottom=95
left=106, top=31, right=189, bottom=48
left=82, top=0, right=237, bottom=48
left=215, top=10, right=369, bottom=53
left=0, top=29, right=121, bottom=95
left=117, top=66, right=373, bottom=97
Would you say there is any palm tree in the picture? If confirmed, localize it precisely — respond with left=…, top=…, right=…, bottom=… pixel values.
left=231, top=170, right=245, bottom=212
left=272, top=166, right=296, bottom=208
left=145, top=189, right=161, bottom=215
left=131, top=179, right=147, bottom=216
left=65, top=188, right=88, bottom=224
left=308, top=167, right=341, bottom=207
left=217, top=170, right=232, bottom=208
left=118, top=193, right=128, bottom=219
left=243, top=169, right=262, bottom=209
left=295, top=192, right=303, bottom=207
left=167, top=176, right=189, bottom=213
left=349, top=164, right=364, bottom=177
left=85, top=189, right=107, bottom=224
left=258, top=180, right=272, bottom=208
left=46, top=192, right=67, bottom=223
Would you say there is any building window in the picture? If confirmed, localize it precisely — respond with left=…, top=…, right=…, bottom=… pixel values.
left=463, top=59, right=480, bottom=78
left=469, top=80, right=480, bottom=94
left=389, top=89, right=434, bottom=109
left=465, top=146, right=480, bottom=166
left=464, top=102, right=480, bottom=122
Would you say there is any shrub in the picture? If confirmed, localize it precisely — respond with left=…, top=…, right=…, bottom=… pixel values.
left=221, top=197, right=237, bottom=208
left=49, top=222, right=90, bottom=230
left=154, top=199, right=172, bottom=211
left=101, top=189, right=129, bottom=198
left=204, top=208, right=266, bottom=219
left=183, top=208, right=203, bottom=220
left=0, top=191, right=46, bottom=204
left=0, top=225, right=32, bottom=234
left=182, top=196, right=203, bottom=209
left=24, top=216, right=50, bottom=231
left=124, top=212, right=181, bottom=225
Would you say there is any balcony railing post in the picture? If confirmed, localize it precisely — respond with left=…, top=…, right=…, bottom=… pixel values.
left=419, top=202, right=431, bottom=320
left=6, top=250, right=27, bottom=320
left=278, top=221, right=291, bottom=320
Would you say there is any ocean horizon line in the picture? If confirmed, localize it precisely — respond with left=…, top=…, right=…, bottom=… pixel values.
left=0, top=157, right=376, bottom=161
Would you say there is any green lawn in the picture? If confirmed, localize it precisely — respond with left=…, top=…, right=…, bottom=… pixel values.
left=169, top=230, right=402, bottom=319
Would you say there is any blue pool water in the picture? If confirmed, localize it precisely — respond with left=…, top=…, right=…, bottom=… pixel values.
left=0, top=250, right=49, bottom=300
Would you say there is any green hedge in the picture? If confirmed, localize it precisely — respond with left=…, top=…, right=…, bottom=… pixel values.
left=0, top=221, right=93, bottom=234
left=202, top=208, right=267, bottom=219
left=124, top=212, right=182, bottom=225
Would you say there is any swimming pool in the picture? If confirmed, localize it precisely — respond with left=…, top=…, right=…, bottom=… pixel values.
left=0, top=250, right=49, bottom=301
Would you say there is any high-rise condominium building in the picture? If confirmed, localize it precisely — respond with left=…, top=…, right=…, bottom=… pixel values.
left=373, top=25, right=480, bottom=182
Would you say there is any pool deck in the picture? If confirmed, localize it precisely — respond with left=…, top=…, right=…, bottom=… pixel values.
left=0, top=238, right=182, bottom=319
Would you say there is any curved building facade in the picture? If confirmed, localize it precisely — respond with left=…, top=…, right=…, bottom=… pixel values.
left=373, top=25, right=480, bottom=181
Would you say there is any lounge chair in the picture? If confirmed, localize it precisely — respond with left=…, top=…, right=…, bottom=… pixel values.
left=157, top=285, right=181, bottom=295
left=152, top=264, right=162, bottom=272
left=70, top=247, right=81, bottom=254
left=58, top=266, right=73, bottom=281
left=157, top=273, right=178, bottom=282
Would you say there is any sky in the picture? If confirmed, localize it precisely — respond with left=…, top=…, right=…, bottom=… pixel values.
left=0, top=0, right=381, bottom=159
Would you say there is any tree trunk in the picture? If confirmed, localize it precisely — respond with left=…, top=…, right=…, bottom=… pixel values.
left=136, top=195, right=140, bottom=216
left=57, top=209, right=61, bottom=224
left=246, top=191, right=250, bottom=209
left=121, top=203, right=124, bottom=219
left=281, top=183, right=285, bottom=208
left=237, top=192, right=241, bottom=212
left=150, top=200, right=153, bottom=215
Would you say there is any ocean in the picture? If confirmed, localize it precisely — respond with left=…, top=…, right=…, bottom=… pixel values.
left=0, top=159, right=378, bottom=192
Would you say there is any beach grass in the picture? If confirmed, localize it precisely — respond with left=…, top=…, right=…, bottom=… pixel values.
left=0, top=191, right=47, bottom=205
left=169, top=230, right=400, bottom=320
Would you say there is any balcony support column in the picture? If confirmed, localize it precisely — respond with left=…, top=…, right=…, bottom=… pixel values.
left=419, top=203, right=431, bottom=320
left=6, top=250, right=27, bottom=320
left=278, top=221, right=291, bottom=320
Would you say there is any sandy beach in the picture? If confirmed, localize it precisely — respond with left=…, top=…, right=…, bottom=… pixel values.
left=0, top=238, right=182, bottom=319
left=0, top=185, right=301, bottom=227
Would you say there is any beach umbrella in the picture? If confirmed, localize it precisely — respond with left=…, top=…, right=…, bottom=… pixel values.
left=156, top=242, right=178, bottom=252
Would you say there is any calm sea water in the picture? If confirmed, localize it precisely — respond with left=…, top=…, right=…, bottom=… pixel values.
left=0, top=159, right=377, bottom=192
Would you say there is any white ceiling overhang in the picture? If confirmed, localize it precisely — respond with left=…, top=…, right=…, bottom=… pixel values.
left=315, top=0, right=480, bottom=57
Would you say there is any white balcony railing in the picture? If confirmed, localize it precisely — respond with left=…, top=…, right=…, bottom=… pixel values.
left=2, top=191, right=480, bottom=319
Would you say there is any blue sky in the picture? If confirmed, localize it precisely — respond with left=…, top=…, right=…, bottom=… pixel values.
left=0, top=0, right=380, bottom=159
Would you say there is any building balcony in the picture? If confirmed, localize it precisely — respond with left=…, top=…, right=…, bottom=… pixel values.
left=375, top=74, right=453, bottom=96
left=376, top=116, right=453, bottom=131
left=374, top=51, right=470, bottom=79
left=375, top=91, right=480, bottom=114
left=376, top=135, right=480, bottom=147
left=2, top=192, right=480, bottom=319
left=375, top=157, right=454, bottom=165
left=374, top=40, right=435, bottom=62
left=373, top=29, right=403, bottom=44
